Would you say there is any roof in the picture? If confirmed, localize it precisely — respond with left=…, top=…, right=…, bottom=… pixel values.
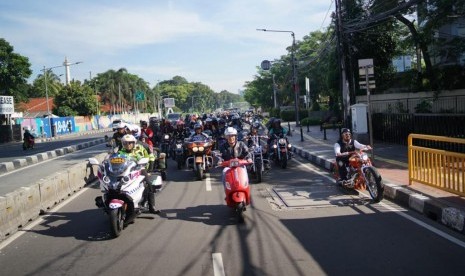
left=16, top=97, right=55, bottom=118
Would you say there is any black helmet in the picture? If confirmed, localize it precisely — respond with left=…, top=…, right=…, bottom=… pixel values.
left=194, top=123, right=202, bottom=130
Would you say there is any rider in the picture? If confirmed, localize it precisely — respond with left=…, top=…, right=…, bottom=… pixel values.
left=219, top=127, right=250, bottom=161
left=111, top=122, right=127, bottom=150
left=267, top=119, right=288, bottom=155
left=119, top=134, right=160, bottom=214
left=173, top=120, right=190, bottom=141
left=23, top=126, right=35, bottom=147
left=140, top=120, right=154, bottom=148
left=189, top=123, right=210, bottom=142
left=334, top=128, right=372, bottom=185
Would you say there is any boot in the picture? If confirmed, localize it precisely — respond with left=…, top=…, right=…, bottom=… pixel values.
left=148, top=192, right=160, bottom=214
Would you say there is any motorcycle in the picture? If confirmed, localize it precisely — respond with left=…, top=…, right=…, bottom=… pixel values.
left=216, top=156, right=253, bottom=222
left=185, top=139, right=214, bottom=180
left=247, top=135, right=270, bottom=183
left=88, top=154, right=163, bottom=238
left=332, top=149, right=384, bottom=202
left=160, top=133, right=172, bottom=158
left=270, top=134, right=292, bottom=169
left=174, top=138, right=185, bottom=170
left=23, top=136, right=35, bottom=150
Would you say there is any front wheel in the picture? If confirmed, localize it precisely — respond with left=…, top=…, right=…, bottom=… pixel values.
left=196, top=163, right=204, bottom=180
left=364, top=167, right=384, bottom=203
left=256, top=162, right=262, bottom=183
left=109, top=208, right=124, bottom=238
left=280, top=152, right=288, bottom=169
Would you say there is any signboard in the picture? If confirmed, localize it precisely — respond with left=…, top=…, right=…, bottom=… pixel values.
left=135, top=91, right=145, bottom=102
left=261, top=60, right=271, bottom=70
left=164, top=98, right=175, bottom=108
left=0, top=96, right=14, bottom=114
left=358, top=59, right=376, bottom=89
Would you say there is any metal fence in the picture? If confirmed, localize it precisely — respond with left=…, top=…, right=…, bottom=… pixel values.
left=372, top=113, right=465, bottom=146
left=408, top=134, right=465, bottom=196
left=361, top=95, right=465, bottom=114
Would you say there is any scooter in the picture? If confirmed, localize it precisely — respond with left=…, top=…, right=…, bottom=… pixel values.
left=23, top=136, right=35, bottom=150
left=216, top=155, right=253, bottom=222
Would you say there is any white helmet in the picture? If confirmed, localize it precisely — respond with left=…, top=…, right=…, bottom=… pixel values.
left=127, top=124, right=141, bottom=138
left=224, top=127, right=237, bottom=136
left=114, top=122, right=126, bottom=129
left=121, top=134, right=136, bottom=145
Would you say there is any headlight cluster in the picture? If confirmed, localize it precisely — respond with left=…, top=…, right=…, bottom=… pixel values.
left=164, top=134, right=170, bottom=139
left=192, top=146, right=205, bottom=152
left=176, top=144, right=183, bottom=149
left=287, top=143, right=292, bottom=148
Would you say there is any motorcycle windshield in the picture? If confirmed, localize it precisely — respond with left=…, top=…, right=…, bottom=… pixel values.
left=105, top=155, right=135, bottom=177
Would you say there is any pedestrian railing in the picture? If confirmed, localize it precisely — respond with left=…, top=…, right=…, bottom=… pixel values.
left=408, top=134, right=465, bottom=196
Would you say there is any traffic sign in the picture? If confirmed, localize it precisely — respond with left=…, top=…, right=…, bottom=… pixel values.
left=135, top=91, right=145, bottom=102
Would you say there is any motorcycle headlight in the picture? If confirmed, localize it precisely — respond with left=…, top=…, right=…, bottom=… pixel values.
left=279, top=138, right=286, bottom=144
left=272, top=144, right=277, bottom=149
left=193, top=147, right=199, bottom=152
left=225, top=181, right=231, bottom=189
left=287, top=143, right=292, bottom=148
left=103, top=175, right=110, bottom=184
left=198, top=146, right=205, bottom=152
left=122, top=176, right=130, bottom=183
left=361, top=153, right=369, bottom=161
left=164, top=134, right=170, bottom=139
left=176, top=144, right=182, bottom=149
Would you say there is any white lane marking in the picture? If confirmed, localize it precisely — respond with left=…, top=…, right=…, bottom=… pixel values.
left=293, top=158, right=465, bottom=249
left=212, top=253, right=225, bottom=276
left=206, top=174, right=212, bottom=191
left=0, top=185, right=91, bottom=250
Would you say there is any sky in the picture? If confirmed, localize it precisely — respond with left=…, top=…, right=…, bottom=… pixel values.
left=0, top=0, right=333, bottom=94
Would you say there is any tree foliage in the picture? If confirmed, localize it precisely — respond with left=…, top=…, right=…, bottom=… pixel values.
left=53, top=80, right=97, bottom=116
left=0, top=38, right=32, bottom=102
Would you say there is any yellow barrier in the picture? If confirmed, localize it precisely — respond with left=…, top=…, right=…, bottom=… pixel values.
left=408, top=134, right=465, bottom=196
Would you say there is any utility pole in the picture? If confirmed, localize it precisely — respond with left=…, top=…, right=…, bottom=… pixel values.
left=335, top=0, right=351, bottom=128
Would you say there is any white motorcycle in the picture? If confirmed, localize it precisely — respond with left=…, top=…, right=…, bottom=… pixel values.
left=88, top=153, right=163, bottom=238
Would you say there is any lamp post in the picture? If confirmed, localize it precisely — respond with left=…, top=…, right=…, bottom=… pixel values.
left=41, top=60, right=82, bottom=137
left=257, top=28, right=300, bottom=126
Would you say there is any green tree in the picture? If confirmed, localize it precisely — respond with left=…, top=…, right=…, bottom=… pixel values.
left=0, top=38, right=32, bottom=102
left=30, top=71, right=64, bottom=97
left=53, top=80, right=97, bottom=116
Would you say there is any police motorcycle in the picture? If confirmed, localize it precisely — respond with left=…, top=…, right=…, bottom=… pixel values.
left=160, top=132, right=172, bottom=159
left=270, top=133, right=292, bottom=169
left=88, top=153, right=163, bottom=238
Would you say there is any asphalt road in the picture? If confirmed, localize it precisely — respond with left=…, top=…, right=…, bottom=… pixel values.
left=0, top=154, right=464, bottom=276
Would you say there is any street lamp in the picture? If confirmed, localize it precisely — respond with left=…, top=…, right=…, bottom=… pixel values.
left=41, top=60, right=82, bottom=137
left=257, top=28, right=300, bottom=126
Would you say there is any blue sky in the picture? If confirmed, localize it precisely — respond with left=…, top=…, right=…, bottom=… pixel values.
left=0, top=0, right=333, bottom=93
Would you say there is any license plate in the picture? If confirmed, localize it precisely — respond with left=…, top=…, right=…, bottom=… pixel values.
left=195, top=156, right=203, bottom=163
left=110, top=157, right=125, bottom=164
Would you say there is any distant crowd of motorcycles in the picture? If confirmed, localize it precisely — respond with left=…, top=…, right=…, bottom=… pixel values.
left=106, top=111, right=294, bottom=183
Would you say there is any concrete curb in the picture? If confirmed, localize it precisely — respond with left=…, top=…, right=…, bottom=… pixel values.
left=0, top=137, right=106, bottom=175
left=291, top=144, right=465, bottom=234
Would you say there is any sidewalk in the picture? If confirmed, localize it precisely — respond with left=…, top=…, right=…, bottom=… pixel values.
left=285, top=122, right=465, bottom=234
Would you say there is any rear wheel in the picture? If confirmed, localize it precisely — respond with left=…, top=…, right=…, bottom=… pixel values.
left=364, top=167, right=384, bottom=203
left=109, top=208, right=124, bottom=238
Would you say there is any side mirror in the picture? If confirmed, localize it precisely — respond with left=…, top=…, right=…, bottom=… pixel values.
left=88, top=158, right=99, bottom=165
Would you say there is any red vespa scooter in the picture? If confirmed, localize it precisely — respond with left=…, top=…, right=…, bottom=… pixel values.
left=217, top=157, right=252, bottom=222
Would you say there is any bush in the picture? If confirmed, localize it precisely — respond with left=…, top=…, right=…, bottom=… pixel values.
left=300, top=117, right=321, bottom=126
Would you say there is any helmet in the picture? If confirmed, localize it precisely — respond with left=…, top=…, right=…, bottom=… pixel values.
left=127, top=124, right=141, bottom=139
left=194, top=123, right=202, bottom=130
left=224, top=127, right=238, bottom=136
left=140, top=120, right=148, bottom=127
left=176, top=120, right=184, bottom=127
left=121, top=134, right=136, bottom=147
left=218, top=118, right=226, bottom=125
left=114, top=122, right=127, bottom=129
left=341, top=128, right=351, bottom=135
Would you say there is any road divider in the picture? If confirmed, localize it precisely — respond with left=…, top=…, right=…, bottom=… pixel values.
left=0, top=138, right=107, bottom=242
